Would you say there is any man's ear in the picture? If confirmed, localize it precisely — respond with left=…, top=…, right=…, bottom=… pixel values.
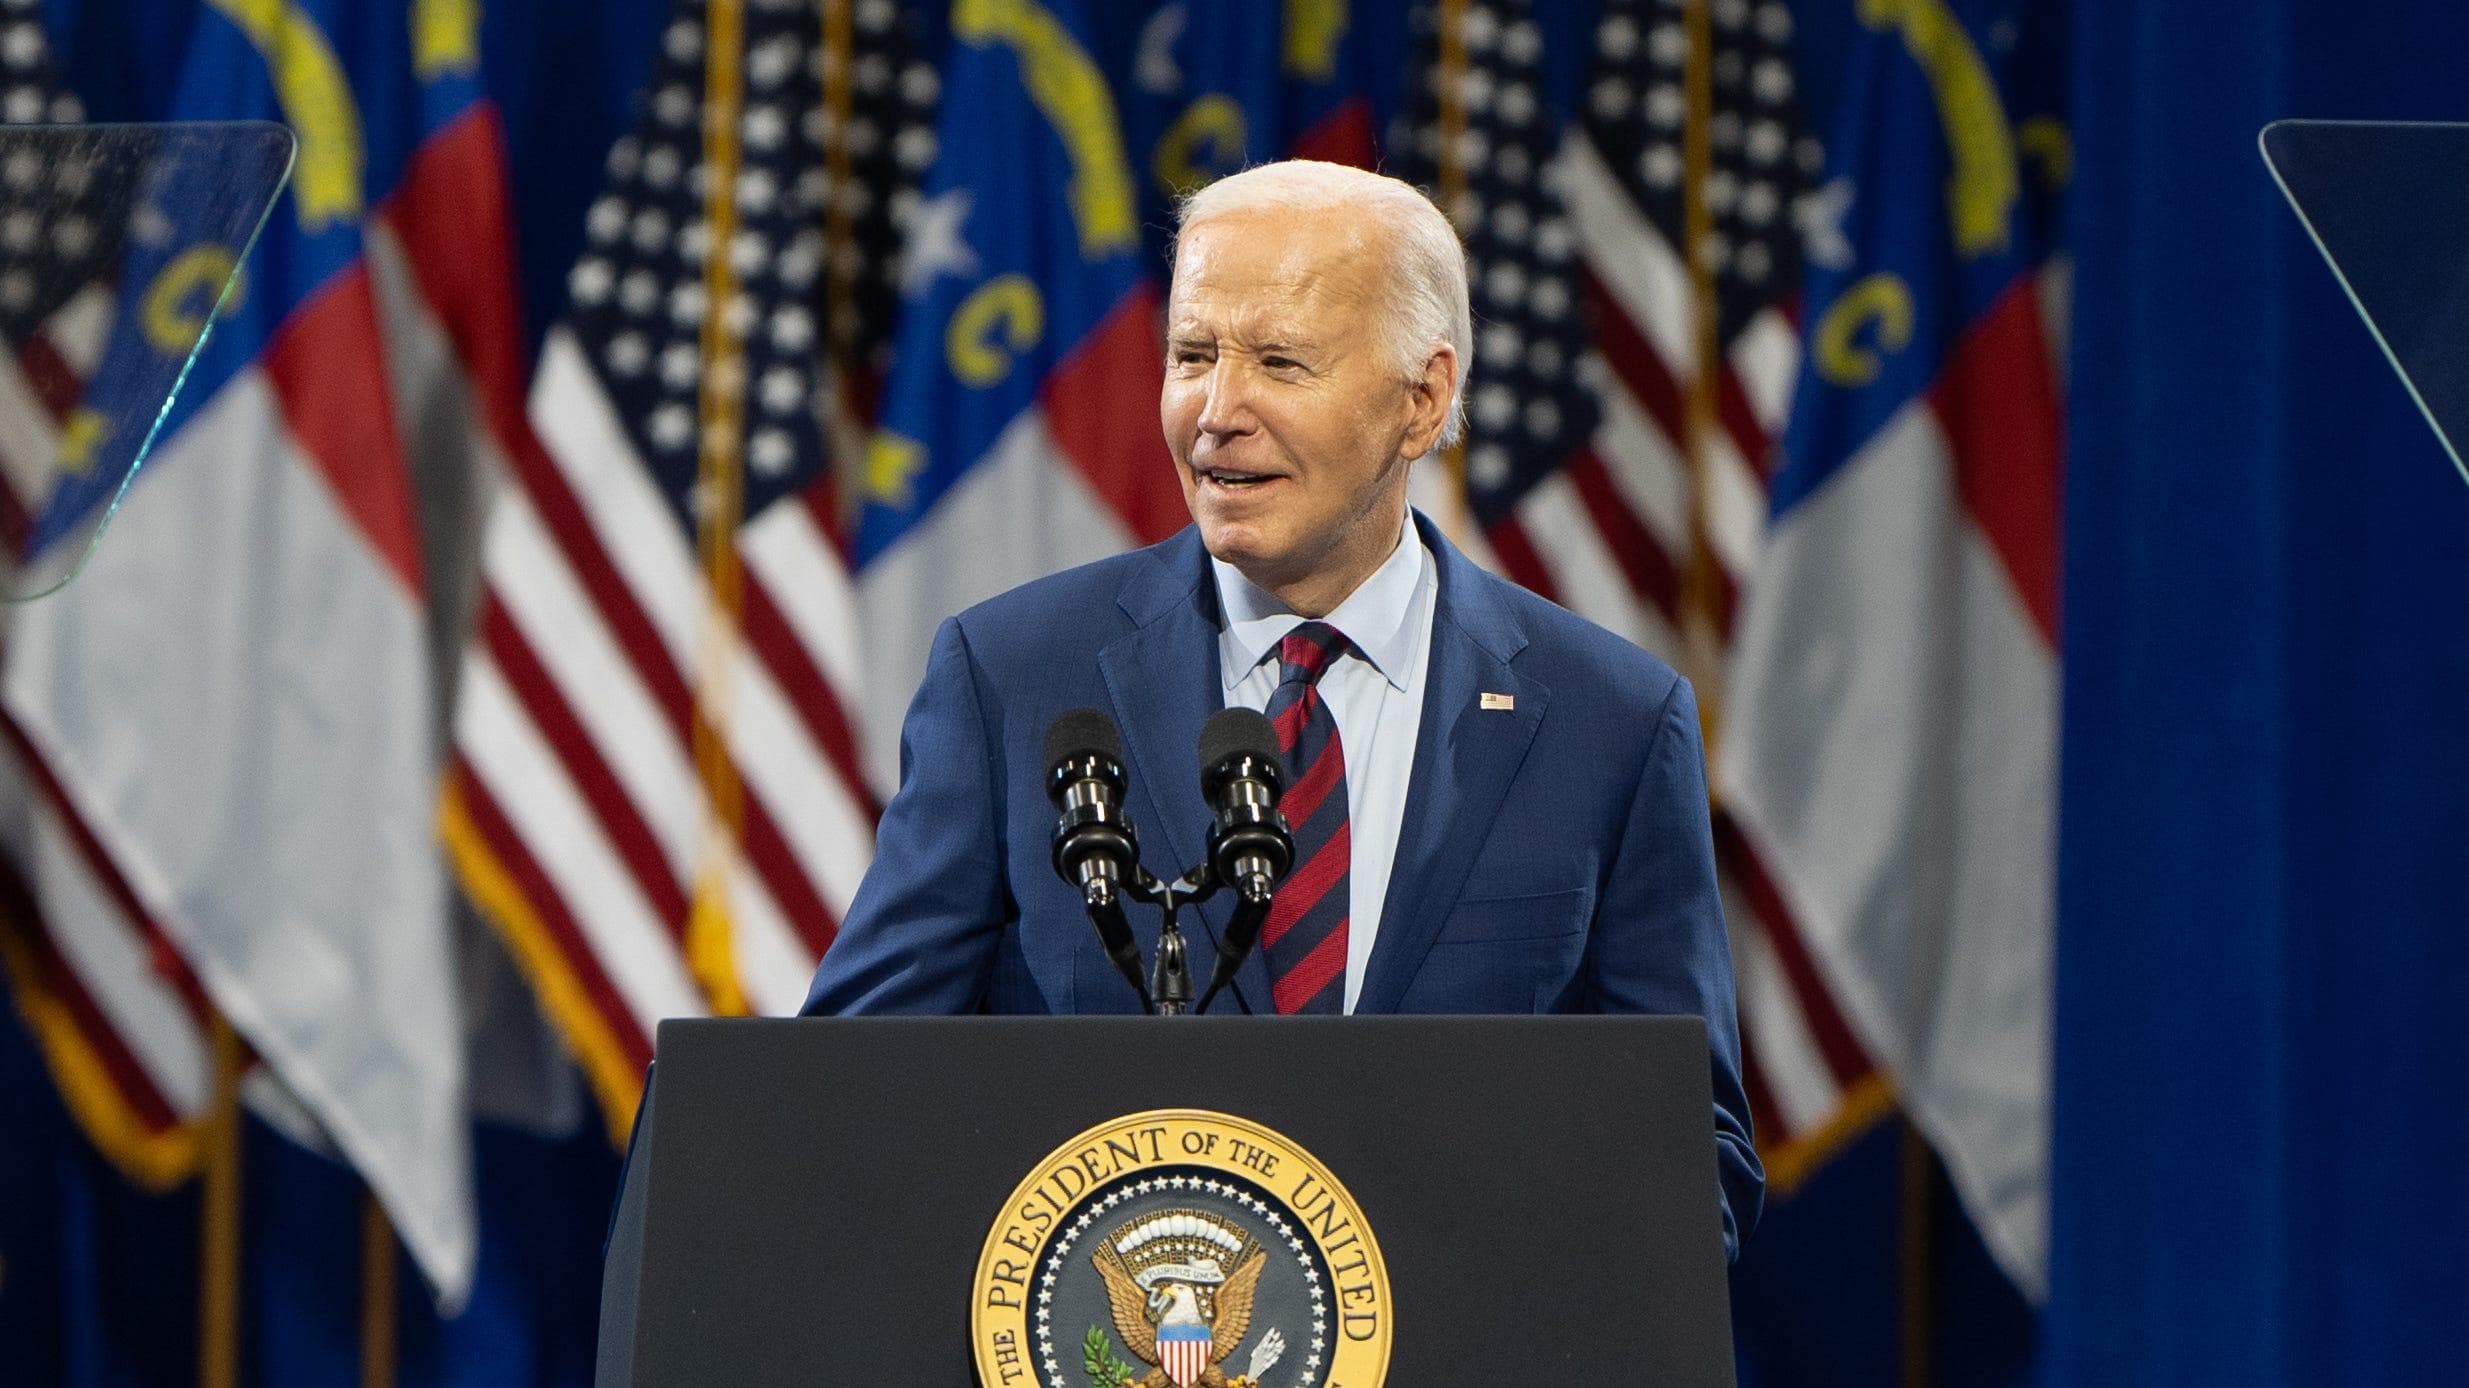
left=1399, top=342, right=1459, bottom=461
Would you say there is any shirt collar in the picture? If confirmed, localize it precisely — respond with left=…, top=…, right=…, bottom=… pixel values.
left=1212, top=519, right=1429, bottom=693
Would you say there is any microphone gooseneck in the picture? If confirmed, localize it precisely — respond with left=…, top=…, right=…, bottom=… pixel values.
left=1045, top=708, right=1152, bottom=1012
left=1196, top=707, right=1293, bottom=1012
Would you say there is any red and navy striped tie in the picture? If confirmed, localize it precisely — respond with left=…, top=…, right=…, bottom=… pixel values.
left=1262, top=621, right=1351, bottom=1014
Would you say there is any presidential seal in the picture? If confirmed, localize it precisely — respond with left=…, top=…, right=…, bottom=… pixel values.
left=973, top=1109, right=1391, bottom=1388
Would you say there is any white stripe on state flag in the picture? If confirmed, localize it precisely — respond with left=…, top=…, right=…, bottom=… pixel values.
left=1509, top=471, right=1678, bottom=654
left=1561, top=131, right=1694, bottom=381
left=854, top=406, right=1134, bottom=793
left=454, top=651, right=704, bottom=1024
left=1719, top=398, right=2055, bottom=1299
left=1, top=367, right=474, bottom=1303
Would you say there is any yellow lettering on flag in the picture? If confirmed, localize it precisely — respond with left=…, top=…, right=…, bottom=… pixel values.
left=2019, top=116, right=2072, bottom=191
left=412, top=0, right=481, bottom=79
left=206, top=0, right=366, bottom=231
left=1814, top=272, right=1915, bottom=389
left=864, top=432, right=926, bottom=508
left=945, top=274, right=1045, bottom=389
left=141, top=245, right=244, bottom=355
left=1153, top=95, right=1247, bottom=200
left=1283, top=0, right=1348, bottom=81
left=55, top=409, right=109, bottom=476
left=1857, top=0, right=2016, bottom=259
left=953, top=0, right=1137, bottom=257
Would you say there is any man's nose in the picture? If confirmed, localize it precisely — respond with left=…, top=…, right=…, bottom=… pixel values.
left=1195, top=358, right=1254, bottom=437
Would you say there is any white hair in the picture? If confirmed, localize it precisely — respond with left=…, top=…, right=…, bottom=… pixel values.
left=1176, top=160, right=1471, bottom=449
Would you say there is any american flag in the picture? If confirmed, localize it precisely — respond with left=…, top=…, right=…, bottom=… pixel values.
left=443, top=0, right=934, bottom=1133
left=1392, top=0, right=1883, bottom=1176
left=0, top=0, right=215, bottom=1190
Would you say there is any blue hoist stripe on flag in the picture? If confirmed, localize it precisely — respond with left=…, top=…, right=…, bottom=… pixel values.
left=36, top=0, right=483, bottom=545
left=1769, top=0, right=2068, bottom=520
left=853, top=0, right=1148, bottom=567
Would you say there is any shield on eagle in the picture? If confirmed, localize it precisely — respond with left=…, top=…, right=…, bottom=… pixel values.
left=1157, top=1323, right=1212, bottom=1387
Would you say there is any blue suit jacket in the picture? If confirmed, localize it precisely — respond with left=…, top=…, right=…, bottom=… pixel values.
left=803, top=512, right=1762, bottom=1255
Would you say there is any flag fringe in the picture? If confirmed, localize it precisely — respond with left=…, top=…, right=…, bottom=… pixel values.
left=1762, top=1070, right=1895, bottom=1198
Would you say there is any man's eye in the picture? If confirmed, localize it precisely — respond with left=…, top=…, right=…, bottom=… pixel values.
left=1263, top=356, right=1297, bottom=370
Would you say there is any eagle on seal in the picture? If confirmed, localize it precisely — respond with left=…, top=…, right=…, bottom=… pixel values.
left=1092, top=1238, right=1268, bottom=1388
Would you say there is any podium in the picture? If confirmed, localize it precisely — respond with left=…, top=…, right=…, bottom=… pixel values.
left=598, top=1015, right=1737, bottom=1385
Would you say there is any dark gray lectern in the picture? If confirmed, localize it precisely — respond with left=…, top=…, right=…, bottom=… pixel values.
left=599, top=1015, right=1736, bottom=1385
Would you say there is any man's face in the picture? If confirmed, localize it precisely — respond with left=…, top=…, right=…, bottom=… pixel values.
left=1161, top=209, right=1452, bottom=609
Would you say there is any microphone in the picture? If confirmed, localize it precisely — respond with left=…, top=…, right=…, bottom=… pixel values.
left=1045, top=708, right=1152, bottom=1011
left=1196, top=707, right=1292, bottom=1011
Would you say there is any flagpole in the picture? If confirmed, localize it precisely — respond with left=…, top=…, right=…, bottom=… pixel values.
left=198, top=1014, right=243, bottom=1388
left=360, top=1189, right=398, bottom=1388
left=1678, top=0, right=1727, bottom=759
left=687, top=0, right=754, bottom=1017
left=1899, top=1117, right=1936, bottom=1388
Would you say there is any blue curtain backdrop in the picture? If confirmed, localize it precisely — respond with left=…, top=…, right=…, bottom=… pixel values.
left=2057, top=2, right=2469, bottom=1384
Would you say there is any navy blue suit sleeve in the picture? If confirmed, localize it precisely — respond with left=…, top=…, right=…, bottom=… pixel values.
left=1589, top=674, right=1763, bottom=1260
left=801, top=618, right=1011, bottom=1014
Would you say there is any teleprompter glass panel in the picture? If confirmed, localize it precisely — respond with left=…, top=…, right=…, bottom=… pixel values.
left=2264, top=119, right=2469, bottom=491
left=0, top=121, right=293, bottom=602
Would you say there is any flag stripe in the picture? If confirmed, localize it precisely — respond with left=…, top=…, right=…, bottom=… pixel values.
left=1566, top=448, right=1683, bottom=623
left=1039, top=284, right=1181, bottom=547
left=258, top=269, right=425, bottom=595
left=1717, top=814, right=1872, bottom=1087
left=1929, top=274, right=2063, bottom=644
left=457, top=656, right=701, bottom=1027
left=479, top=598, right=692, bottom=939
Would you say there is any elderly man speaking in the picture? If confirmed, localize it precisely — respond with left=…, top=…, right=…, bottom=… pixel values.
left=802, top=161, right=1760, bottom=1258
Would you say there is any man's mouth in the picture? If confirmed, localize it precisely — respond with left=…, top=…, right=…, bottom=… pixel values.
left=1198, top=468, right=1279, bottom=490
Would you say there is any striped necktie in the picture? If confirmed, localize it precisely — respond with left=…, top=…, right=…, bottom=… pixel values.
left=1261, top=621, right=1350, bottom=1014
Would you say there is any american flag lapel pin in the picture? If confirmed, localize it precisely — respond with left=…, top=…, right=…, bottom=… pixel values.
left=1480, top=691, right=1515, bottom=711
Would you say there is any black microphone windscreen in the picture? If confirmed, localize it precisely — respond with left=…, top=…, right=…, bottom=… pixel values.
left=1045, top=707, right=1124, bottom=768
left=1199, top=706, right=1280, bottom=772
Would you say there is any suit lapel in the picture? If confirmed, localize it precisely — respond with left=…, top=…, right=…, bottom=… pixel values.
left=1354, top=517, right=1548, bottom=1015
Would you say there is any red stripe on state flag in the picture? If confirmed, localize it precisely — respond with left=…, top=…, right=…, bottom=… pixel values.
left=1043, top=284, right=1181, bottom=546
left=1290, top=98, right=1375, bottom=167
left=258, top=267, right=425, bottom=596
left=453, top=760, right=655, bottom=1072
left=380, top=100, right=534, bottom=451
left=1928, top=273, right=2063, bottom=645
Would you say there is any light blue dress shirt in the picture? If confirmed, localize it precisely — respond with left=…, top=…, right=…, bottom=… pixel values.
left=1211, top=520, right=1438, bottom=1013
